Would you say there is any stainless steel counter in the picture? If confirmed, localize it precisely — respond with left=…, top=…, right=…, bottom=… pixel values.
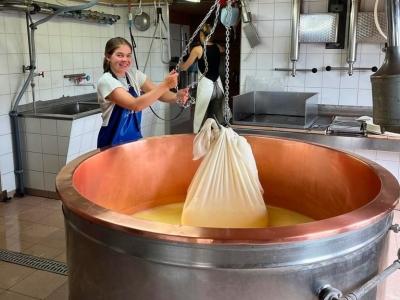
left=234, top=124, right=400, bottom=152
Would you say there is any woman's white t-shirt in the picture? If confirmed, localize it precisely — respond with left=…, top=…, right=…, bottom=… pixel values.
left=97, top=69, right=147, bottom=126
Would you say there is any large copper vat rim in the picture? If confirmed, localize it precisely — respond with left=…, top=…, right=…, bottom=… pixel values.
left=56, top=134, right=399, bottom=245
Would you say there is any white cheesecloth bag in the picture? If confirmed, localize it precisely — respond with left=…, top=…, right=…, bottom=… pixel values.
left=181, top=118, right=267, bottom=228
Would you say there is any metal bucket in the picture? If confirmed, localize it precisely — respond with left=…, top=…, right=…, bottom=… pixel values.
left=56, top=134, right=399, bottom=300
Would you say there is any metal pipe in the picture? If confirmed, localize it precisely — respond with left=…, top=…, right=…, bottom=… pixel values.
left=387, top=0, right=400, bottom=46
left=69, top=0, right=170, bottom=7
left=0, top=3, right=36, bottom=12
left=346, top=0, right=358, bottom=76
left=165, top=0, right=171, bottom=63
left=63, top=73, right=86, bottom=78
left=325, top=66, right=378, bottom=72
left=339, top=260, right=400, bottom=300
left=26, top=13, right=32, bottom=65
left=275, top=67, right=318, bottom=73
left=289, top=0, right=301, bottom=77
left=0, top=1, right=118, bottom=24
left=318, top=250, right=400, bottom=300
left=33, top=0, right=98, bottom=27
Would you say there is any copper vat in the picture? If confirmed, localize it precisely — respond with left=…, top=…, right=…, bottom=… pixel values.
left=56, top=134, right=399, bottom=300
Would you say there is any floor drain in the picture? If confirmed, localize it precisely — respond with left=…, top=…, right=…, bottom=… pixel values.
left=0, top=249, right=68, bottom=276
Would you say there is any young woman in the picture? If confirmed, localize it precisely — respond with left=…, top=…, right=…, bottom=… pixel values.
left=180, top=24, right=225, bottom=133
left=97, top=37, right=189, bottom=148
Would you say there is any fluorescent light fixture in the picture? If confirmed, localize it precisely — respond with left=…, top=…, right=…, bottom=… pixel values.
left=185, top=0, right=201, bottom=2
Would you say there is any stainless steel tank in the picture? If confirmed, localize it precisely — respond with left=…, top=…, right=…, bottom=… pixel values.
left=56, top=134, right=399, bottom=300
left=371, top=0, right=400, bottom=133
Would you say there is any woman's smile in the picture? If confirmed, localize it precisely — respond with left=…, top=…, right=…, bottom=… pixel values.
left=109, top=44, right=133, bottom=76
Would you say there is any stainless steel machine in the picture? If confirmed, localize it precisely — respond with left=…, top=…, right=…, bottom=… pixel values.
left=371, top=0, right=400, bottom=132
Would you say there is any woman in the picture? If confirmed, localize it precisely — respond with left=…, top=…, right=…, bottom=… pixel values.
left=180, top=24, right=225, bottom=133
left=97, top=37, right=189, bottom=148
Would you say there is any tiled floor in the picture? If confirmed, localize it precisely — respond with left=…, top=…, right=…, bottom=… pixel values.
left=0, top=196, right=67, bottom=300
left=0, top=195, right=399, bottom=300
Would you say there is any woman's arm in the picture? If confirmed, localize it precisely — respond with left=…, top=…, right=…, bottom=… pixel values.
left=141, top=78, right=189, bottom=103
left=106, top=72, right=178, bottom=111
left=179, top=46, right=202, bottom=71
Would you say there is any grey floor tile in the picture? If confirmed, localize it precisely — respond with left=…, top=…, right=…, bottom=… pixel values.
left=0, top=290, right=38, bottom=300
left=9, top=270, right=67, bottom=299
left=0, top=262, right=35, bottom=290
left=45, top=281, right=68, bottom=300
left=53, top=251, right=66, bottom=263
left=22, top=244, right=65, bottom=260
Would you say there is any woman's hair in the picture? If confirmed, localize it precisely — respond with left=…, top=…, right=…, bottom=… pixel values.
left=200, top=23, right=214, bottom=42
left=103, top=37, right=133, bottom=73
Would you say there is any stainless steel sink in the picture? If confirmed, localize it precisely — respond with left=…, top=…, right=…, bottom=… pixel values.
left=36, top=102, right=100, bottom=115
left=18, top=93, right=100, bottom=120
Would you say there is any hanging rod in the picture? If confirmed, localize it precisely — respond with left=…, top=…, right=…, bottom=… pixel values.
left=70, top=0, right=172, bottom=7
left=0, top=0, right=120, bottom=24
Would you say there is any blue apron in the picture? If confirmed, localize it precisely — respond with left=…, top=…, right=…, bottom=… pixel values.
left=97, top=75, right=143, bottom=149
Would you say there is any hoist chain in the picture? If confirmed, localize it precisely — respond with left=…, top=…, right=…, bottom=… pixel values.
left=175, top=0, right=220, bottom=108
left=175, top=0, right=233, bottom=124
left=175, top=1, right=220, bottom=74
left=223, top=1, right=232, bottom=124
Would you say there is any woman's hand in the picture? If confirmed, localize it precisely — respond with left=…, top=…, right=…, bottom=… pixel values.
left=163, top=71, right=179, bottom=89
left=177, top=87, right=189, bottom=106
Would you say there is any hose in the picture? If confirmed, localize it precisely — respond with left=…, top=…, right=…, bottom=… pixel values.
left=374, top=0, right=387, bottom=39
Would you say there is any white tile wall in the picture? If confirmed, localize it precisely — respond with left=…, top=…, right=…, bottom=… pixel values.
left=0, top=2, right=171, bottom=192
left=21, top=114, right=98, bottom=191
left=66, top=113, right=102, bottom=163
left=240, top=0, right=385, bottom=105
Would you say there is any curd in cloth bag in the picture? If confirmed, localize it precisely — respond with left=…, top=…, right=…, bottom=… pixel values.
left=181, top=119, right=267, bottom=228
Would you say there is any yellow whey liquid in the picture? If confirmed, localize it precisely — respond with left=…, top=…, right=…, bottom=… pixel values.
left=133, top=202, right=313, bottom=227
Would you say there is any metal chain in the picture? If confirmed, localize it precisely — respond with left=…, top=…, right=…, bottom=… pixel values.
left=223, top=2, right=232, bottom=124
left=174, top=0, right=232, bottom=121
left=175, top=0, right=220, bottom=73
left=175, top=0, right=220, bottom=108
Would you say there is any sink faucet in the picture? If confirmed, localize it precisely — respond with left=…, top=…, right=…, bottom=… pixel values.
left=64, top=73, right=95, bottom=89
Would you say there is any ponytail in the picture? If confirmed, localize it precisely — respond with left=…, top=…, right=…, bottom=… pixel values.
left=103, top=58, right=111, bottom=73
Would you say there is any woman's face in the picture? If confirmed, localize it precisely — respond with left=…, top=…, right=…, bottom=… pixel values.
left=107, top=44, right=132, bottom=76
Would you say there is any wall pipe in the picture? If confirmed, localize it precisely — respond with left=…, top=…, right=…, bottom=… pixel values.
left=346, top=0, right=359, bottom=76
left=70, top=0, right=171, bottom=7
left=289, top=0, right=301, bottom=77
left=387, top=0, right=400, bottom=47
left=8, top=0, right=99, bottom=197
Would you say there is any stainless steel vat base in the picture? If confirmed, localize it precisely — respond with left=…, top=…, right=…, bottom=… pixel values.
left=65, top=207, right=391, bottom=300
left=57, top=135, right=399, bottom=300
